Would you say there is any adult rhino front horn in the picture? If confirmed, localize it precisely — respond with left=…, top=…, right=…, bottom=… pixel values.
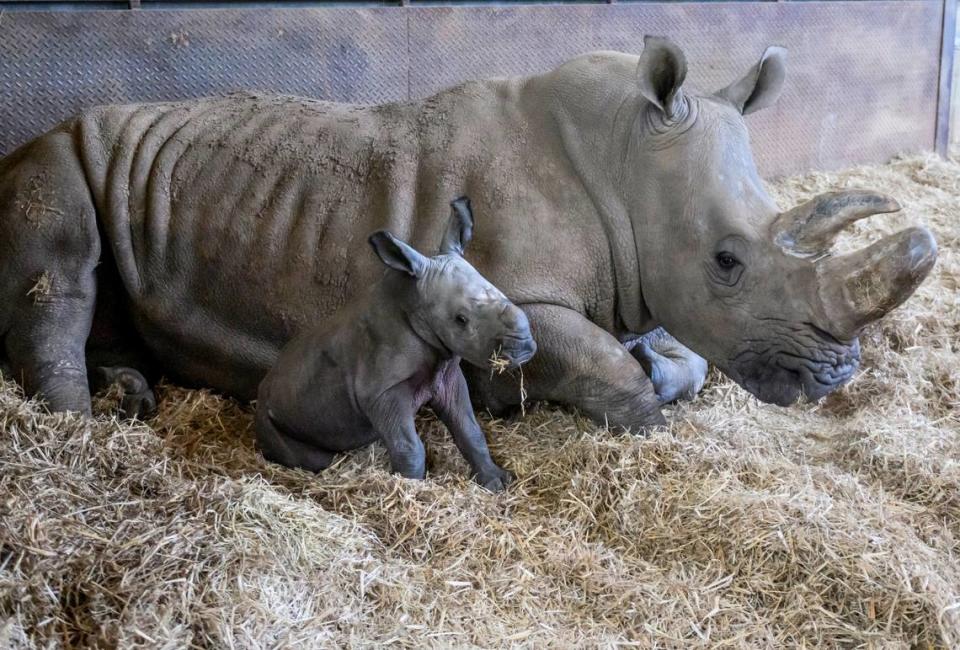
left=772, top=191, right=937, bottom=340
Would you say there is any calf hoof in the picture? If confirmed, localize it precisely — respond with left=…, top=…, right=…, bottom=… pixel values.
left=94, top=366, right=157, bottom=420
left=475, top=465, right=514, bottom=492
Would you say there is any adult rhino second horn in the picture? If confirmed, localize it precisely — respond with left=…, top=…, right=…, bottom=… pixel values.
left=771, top=190, right=902, bottom=258
left=816, top=226, right=937, bottom=339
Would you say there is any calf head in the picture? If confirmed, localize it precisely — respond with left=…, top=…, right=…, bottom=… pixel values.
left=626, top=36, right=937, bottom=405
left=368, top=197, right=537, bottom=370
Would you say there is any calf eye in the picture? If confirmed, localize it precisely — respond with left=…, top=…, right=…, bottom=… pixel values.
left=455, top=314, right=468, bottom=326
left=716, top=252, right=739, bottom=270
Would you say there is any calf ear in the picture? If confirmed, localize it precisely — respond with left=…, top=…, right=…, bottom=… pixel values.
left=715, top=46, right=787, bottom=115
left=441, top=196, right=474, bottom=255
left=368, top=231, right=427, bottom=278
left=636, top=35, right=688, bottom=119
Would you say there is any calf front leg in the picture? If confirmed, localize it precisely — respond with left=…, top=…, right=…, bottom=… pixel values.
left=366, top=389, right=426, bottom=479
left=431, top=368, right=512, bottom=492
left=466, top=304, right=665, bottom=433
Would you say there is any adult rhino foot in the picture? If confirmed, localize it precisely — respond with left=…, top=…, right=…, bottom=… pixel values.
left=629, top=328, right=708, bottom=406
left=92, top=366, right=157, bottom=420
left=474, top=464, right=514, bottom=492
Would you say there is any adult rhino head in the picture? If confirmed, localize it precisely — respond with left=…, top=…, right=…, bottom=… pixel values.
left=626, top=36, right=937, bottom=405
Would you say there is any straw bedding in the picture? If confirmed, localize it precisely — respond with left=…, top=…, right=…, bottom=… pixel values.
left=0, top=155, right=958, bottom=648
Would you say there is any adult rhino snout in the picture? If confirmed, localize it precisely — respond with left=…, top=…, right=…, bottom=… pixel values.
left=495, top=305, right=536, bottom=367
left=729, top=333, right=861, bottom=407
left=724, top=190, right=936, bottom=407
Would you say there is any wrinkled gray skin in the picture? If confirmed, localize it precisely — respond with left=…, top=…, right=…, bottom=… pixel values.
left=0, top=36, right=936, bottom=432
left=256, top=198, right=534, bottom=490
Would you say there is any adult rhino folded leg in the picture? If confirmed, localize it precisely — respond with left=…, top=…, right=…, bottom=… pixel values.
left=627, top=327, right=708, bottom=405
left=466, top=304, right=666, bottom=433
left=5, top=299, right=93, bottom=415
left=0, top=131, right=100, bottom=416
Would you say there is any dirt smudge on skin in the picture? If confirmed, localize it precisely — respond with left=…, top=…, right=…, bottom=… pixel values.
left=26, top=271, right=52, bottom=302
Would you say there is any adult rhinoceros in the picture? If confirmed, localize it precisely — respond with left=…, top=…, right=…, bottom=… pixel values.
left=0, top=36, right=936, bottom=431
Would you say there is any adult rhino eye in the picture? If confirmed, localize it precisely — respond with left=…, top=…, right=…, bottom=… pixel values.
left=455, top=314, right=468, bottom=326
left=716, top=252, right=739, bottom=270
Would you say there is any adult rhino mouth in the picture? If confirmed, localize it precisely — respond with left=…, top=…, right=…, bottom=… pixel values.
left=726, top=323, right=861, bottom=406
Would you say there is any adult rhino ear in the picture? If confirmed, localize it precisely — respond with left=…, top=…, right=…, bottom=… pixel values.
left=369, top=230, right=427, bottom=278
left=440, top=196, right=474, bottom=256
left=636, top=35, right=688, bottom=119
left=715, top=46, right=787, bottom=115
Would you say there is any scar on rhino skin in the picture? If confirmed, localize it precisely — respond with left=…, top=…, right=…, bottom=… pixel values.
left=17, top=175, right=63, bottom=227
left=27, top=271, right=53, bottom=303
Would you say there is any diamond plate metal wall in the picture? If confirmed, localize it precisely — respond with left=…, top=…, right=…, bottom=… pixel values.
left=0, top=2, right=947, bottom=177
left=407, top=3, right=944, bottom=177
left=0, top=8, right=408, bottom=155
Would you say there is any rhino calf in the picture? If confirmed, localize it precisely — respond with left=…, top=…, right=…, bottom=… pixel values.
left=255, top=197, right=535, bottom=491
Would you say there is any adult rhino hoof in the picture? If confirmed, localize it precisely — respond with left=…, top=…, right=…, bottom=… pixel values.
left=629, top=330, right=709, bottom=406
left=119, top=388, right=158, bottom=420
left=93, top=366, right=157, bottom=420
left=475, top=465, right=514, bottom=493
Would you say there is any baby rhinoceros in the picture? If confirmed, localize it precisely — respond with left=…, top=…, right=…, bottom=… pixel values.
left=255, top=197, right=536, bottom=491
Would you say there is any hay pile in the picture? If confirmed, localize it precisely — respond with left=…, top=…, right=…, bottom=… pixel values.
left=1, top=155, right=958, bottom=648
